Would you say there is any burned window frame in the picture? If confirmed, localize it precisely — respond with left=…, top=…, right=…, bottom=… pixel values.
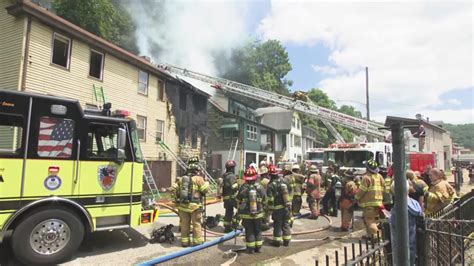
left=51, top=32, right=72, bottom=69
left=89, top=49, right=105, bottom=80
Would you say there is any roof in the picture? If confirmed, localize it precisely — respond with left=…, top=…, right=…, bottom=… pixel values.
left=385, top=116, right=446, bottom=133
left=6, top=0, right=172, bottom=81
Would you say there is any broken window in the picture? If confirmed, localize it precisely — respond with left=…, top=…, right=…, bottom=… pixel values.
left=157, top=79, right=165, bottom=101
left=138, top=70, right=148, bottom=95
left=51, top=33, right=71, bottom=68
left=178, top=127, right=186, bottom=145
left=179, top=90, right=187, bottom=110
left=191, top=131, right=198, bottom=149
left=193, top=95, right=206, bottom=113
left=89, top=49, right=104, bottom=79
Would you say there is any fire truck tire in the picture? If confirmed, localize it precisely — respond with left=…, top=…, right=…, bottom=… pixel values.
left=11, top=206, right=85, bottom=265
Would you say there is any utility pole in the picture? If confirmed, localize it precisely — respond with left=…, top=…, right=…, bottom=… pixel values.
left=366, top=66, right=370, bottom=121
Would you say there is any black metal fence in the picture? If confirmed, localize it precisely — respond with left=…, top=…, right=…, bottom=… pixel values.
left=419, top=189, right=474, bottom=265
left=315, top=228, right=392, bottom=266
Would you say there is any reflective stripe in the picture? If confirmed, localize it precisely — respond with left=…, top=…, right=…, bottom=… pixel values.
left=270, top=205, right=285, bottom=210
left=223, top=196, right=232, bottom=200
left=241, top=213, right=264, bottom=219
left=273, top=236, right=283, bottom=242
left=193, top=237, right=203, bottom=244
left=282, top=235, right=291, bottom=240
left=231, top=183, right=239, bottom=189
left=223, top=221, right=231, bottom=225
left=255, top=240, right=263, bottom=246
left=181, top=237, right=189, bottom=242
left=246, top=241, right=256, bottom=247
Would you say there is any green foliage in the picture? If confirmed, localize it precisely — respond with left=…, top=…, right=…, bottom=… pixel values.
left=443, top=123, right=474, bottom=150
left=219, top=40, right=292, bottom=95
left=306, top=88, right=337, bottom=109
left=338, top=105, right=363, bottom=118
left=53, top=0, right=138, bottom=53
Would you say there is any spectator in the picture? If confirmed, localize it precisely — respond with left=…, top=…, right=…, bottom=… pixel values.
left=406, top=170, right=428, bottom=210
left=421, top=165, right=432, bottom=186
left=390, top=180, right=423, bottom=266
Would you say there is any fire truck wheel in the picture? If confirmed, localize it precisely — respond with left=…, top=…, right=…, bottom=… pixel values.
left=11, top=207, right=85, bottom=265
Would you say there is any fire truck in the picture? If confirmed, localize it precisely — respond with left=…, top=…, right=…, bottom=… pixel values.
left=0, top=90, right=157, bottom=265
left=322, top=142, right=393, bottom=174
left=305, top=148, right=325, bottom=166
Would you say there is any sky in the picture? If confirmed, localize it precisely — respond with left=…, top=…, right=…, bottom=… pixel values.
left=127, top=0, right=473, bottom=125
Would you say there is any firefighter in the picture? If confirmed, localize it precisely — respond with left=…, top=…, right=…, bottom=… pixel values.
left=259, top=165, right=271, bottom=231
left=424, top=168, right=456, bottom=215
left=380, top=166, right=393, bottom=211
left=236, top=167, right=267, bottom=254
left=306, top=165, right=322, bottom=219
left=287, top=164, right=305, bottom=216
left=171, top=163, right=209, bottom=247
left=220, top=160, right=239, bottom=233
left=267, top=164, right=292, bottom=247
left=355, top=159, right=385, bottom=239
left=321, top=165, right=340, bottom=217
left=340, top=169, right=358, bottom=231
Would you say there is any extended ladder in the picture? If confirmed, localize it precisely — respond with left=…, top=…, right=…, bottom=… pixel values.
left=177, top=144, right=218, bottom=189
left=140, top=145, right=161, bottom=201
left=158, top=64, right=387, bottom=139
left=321, top=120, right=345, bottom=143
left=227, top=138, right=239, bottom=161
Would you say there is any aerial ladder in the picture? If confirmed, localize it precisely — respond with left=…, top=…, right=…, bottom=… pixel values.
left=321, top=120, right=345, bottom=143
left=158, top=64, right=387, bottom=140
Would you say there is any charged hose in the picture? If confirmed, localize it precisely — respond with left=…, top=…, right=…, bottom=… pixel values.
left=137, top=229, right=243, bottom=265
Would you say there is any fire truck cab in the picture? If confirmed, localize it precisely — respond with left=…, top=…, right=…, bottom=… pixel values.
left=322, top=142, right=392, bottom=174
left=0, top=90, right=156, bottom=265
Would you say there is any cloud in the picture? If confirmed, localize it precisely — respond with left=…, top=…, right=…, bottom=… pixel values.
left=124, top=0, right=249, bottom=75
left=258, top=1, right=473, bottom=124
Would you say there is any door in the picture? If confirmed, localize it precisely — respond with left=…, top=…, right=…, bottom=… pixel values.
left=23, top=116, right=77, bottom=197
left=78, top=122, right=133, bottom=205
left=0, top=113, right=24, bottom=199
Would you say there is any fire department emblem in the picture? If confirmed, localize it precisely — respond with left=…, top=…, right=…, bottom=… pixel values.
left=98, top=166, right=116, bottom=191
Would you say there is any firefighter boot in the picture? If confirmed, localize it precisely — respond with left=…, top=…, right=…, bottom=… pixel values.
left=283, top=240, right=290, bottom=247
left=255, top=247, right=261, bottom=253
left=272, top=240, right=281, bottom=247
left=246, top=247, right=255, bottom=254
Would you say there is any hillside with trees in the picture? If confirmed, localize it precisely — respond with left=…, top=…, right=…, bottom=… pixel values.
left=443, top=123, right=474, bottom=150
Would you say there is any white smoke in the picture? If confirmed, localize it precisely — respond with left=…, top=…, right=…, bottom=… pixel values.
left=124, top=0, right=250, bottom=76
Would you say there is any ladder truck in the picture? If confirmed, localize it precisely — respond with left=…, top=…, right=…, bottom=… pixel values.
left=158, top=64, right=388, bottom=143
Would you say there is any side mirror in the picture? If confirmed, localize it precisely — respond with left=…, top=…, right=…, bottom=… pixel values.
left=117, top=128, right=127, bottom=162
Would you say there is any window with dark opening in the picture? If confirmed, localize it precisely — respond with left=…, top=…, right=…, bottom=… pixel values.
left=89, top=50, right=104, bottom=79
left=157, top=79, right=165, bottom=101
left=178, top=127, right=186, bottom=144
left=191, top=131, right=198, bottom=149
left=193, top=95, right=207, bottom=113
left=51, top=33, right=71, bottom=68
left=179, top=90, right=187, bottom=110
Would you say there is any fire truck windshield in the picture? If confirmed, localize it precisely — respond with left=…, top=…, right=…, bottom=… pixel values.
left=345, top=150, right=373, bottom=167
left=324, top=151, right=344, bottom=166
left=308, top=152, right=324, bottom=161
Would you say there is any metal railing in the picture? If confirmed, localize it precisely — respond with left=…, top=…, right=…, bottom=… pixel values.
left=316, top=227, right=392, bottom=266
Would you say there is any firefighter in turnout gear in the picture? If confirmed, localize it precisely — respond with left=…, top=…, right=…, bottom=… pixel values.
left=287, top=164, right=305, bottom=216
left=340, top=169, right=358, bottom=231
left=424, top=168, right=456, bottom=215
left=321, top=165, right=340, bottom=217
left=171, top=163, right=209, bottom=247
left=282, top=165, right=295, bottom=226
left=236, top=167, right=267, bottom=254
left=220, top=160, right=239, bottom=233
left=380, top=166, right=393, bottom=211
left=306, top=165, right=322, bottom=219
left=259, top=164, right=272, bottom=231
left=267, top=164, right=292, bottom=247
left=355, top=159, right=385, bottom=239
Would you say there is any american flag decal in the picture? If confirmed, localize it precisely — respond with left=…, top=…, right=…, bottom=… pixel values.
left=38, top=117, right=74, bottom=158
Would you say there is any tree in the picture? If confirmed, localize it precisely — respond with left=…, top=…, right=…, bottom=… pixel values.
left=307, top=88, right=337, bottom=109
left=218, top=40, right=293, bottom=95
left=338, top=105, right=363, bottom=118
left=53, top=0, right=138, bottom=53
left=443, top=123, right=474, bottom=150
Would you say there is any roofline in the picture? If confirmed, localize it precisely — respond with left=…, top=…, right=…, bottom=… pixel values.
left=209, top=103, right=277, bottom=131
left=6, top=0, right=173, bottom=81
left=385, top=115, right=446, bottom=132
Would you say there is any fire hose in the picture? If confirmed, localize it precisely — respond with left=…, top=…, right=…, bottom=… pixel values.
left=157, top=203, right=333, bottom=237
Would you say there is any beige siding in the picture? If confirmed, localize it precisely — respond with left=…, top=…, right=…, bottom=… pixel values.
left=24, top=20, right=179, bottom=181
left=0, top=0, right=26, bottom=90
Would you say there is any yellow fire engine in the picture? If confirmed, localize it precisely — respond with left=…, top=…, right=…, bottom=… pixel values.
left=0, top=90, right=157, bottom=265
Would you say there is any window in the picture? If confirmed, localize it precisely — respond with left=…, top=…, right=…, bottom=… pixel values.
left=178, top=127, right=186, bottom=145
left=223, top=130, right=238, bottom=140
left=246, top=125, right=257, bottom=141
left=37, top=116, right=75, bottom=158
left=51, top=33, right=71, bottom=68
left=345, top=151, right=373, bottom=168
left=0, top=114, right=23, bottom=156
left=179, top=90, right=187, bottom=110
left=136, top=115, right=147, bottom=141
left=138, top=70, right=148, bottom=95
left=89, top=49, right=104, bottom=79
left=157, top=79, right=165, bottom=101
left=86, top=124, right=119, bottom=159
left=156, top=120, right=164, bottom=143
left=193, top=95, right=207, bottom=113
left=293, top=135, right=301, bottom=147
left=297, top=118, right=300, bottom=130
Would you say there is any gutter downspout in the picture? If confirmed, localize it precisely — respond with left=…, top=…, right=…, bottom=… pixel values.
left=20, top=17, right=32, bottom=91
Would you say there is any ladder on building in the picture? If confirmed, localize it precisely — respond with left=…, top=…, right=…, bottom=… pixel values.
left=158, top=64, right=387, bottom=140
left=227, top=138, right=239, bottom=161
left=92, top=85, right=106, bottom=109
left=177, top=144, right=218, bottom=189
left=159, top=141, right=218, bottom=192
left=143, top=156, right=161, bottom=200
left=321, top=120, right=346, bottom=143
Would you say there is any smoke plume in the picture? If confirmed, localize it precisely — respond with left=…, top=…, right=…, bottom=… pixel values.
left=123, top=0, right=249, bottom=76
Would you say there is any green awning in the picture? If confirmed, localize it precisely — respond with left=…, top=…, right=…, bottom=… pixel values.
left=220, top=123, right=239, bottom=130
